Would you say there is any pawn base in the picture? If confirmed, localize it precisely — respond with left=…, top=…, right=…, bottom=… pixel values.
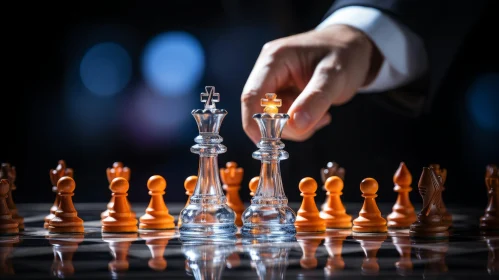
left=352, top=225, right=387, bottom=233
left=0, top=227, right=19, bottom=235
left=102, top=225, right=138, bottom=233
left=179, top=202, right=237, bottom=238
left=48, top=225, right=84, bottom=234
left=241, top=204, right=296, bottom=239
left=295, top=222, right=326, bottom=233
left=139, top=222, right=175, bottom=230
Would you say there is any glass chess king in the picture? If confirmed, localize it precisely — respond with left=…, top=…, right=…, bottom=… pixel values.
left=178, top=86, right=237, bottom=239
left=241, top=93, right=297, bottom=239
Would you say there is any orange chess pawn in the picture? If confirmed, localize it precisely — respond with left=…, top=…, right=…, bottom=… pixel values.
left=102, top=178, right=138, bottom=233
left=295, top=177, right=326, bottom=233
left=352, top=178, right=387, bottom=233
left=220, top=162, right=245, bottom=227
left=139, top=175, right=175, bottom=230
left=387, top=162, right=417, bottom=228
left=249, top=176, right=259, bottom=197
left=319, top=176, right=352, bottom=229
left=45, top=160, right=73, bottom=229
left=48, top=177, right=85, bottom=234
left=178, top=175, right=197, bottom=228
left=101, top=162, right=134, bottom=220
left=0, top=180, right=18, bottom=235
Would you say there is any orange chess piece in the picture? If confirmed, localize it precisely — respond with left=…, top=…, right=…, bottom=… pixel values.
left=102, top=177, right=138, bottom=233
left=320, top=176, right=352, bottom=229
left=295, top=177, right=326, bottom=233
left=139, top=175, right=175, bottom=230
left=352, top=178, right=387, bottom=233
left=220, top=162, right=245, bottom=227
left=354, top=234, right=387, bottom=276
left=45, top=160, right=73, bottom=229
left=0, top=180, right=18, bottom=235
left=140, top=231, right=175, bottom=271
left=0, top=164, right=23, bottom=231
left=47, top=234, right=84, bottom=278
left=101, top=162, right=134, bottom=220
left=178, top=175, right=197, bottom=228
left=480, top=165, right=499, bottom=230
left=48, top=177, right=85, bottom=234
left=387, top=162, right=417, bottom=228
left=249, top=176, right=259, bottom=197
left=296, top=233, right=325, bottom=269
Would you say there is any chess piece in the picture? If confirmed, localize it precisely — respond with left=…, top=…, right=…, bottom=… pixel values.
left=389, top=231, right=413, bottom=276
left=480, top=165, right=499, bottom=230
left=140, top=231, right=175, bottom=271
left=352, top=178, right=387, bottom=233
left=320, top=162, right=345, bottom=210
left=178, top=86, right=237, bottom=238
left=48, top=177, right=84, bottom=233
left=0, top=180, right=18, bottom=235
left=249, top=176, right=259, bottom=197
left=220, top=162, right=245, bottom=227
left=429, top=164, right=452, bottom=226
left=319, top=176, right=352, bottom=229
left=0, top=235, right=19, bottom=275
left=178, top=175, right=197, bottom=228
left=241, top=93, right=296, bottom=238
left=102, top=233, right=138, bottom=276
left=139, top=175, right=175, bottom=230
left=102, top=177, right=138, bottom=233
left=296, top=233, right=325, bottom=269
left=387, top=162, right=417, bottom=228
left=295, top=177, right=326, bottom=232
left=47, top=234, right=84, bottom=278
left=45, top=160, right=73, bottom=228
left=410, top=167, right=449, bottom=238
left=354, top=234, right=387, bottom=276
left=101, top=162, right=133, bottom=219
left=0, top=164, right=23, bottom=230
left=323, top=230, right=351, bottom=277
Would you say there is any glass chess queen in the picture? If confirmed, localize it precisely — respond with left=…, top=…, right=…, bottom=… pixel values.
left=241, top=93, right=297, bottom=239
left=178, top=86, right=237, bottom=239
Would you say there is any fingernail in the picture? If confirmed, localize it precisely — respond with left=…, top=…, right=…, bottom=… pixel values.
left=293, top=112, right=312, bottom=130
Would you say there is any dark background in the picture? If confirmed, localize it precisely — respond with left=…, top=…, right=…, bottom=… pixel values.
left=3, top=0, right=498, bottom=208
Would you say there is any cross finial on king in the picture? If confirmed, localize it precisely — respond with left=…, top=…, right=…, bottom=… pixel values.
left=201, top=86, right=219, bottom=109
left=261, top=93, right=281, bottom=115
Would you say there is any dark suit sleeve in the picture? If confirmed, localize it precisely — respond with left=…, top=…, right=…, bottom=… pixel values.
left=323, top=0, right=487, bottom=117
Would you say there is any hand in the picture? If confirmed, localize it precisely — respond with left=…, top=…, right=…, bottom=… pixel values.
left=241, top=24, right=382, bottom=143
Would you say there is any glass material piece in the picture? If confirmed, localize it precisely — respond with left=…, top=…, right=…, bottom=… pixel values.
left=178, top=86, right=237, bottom=239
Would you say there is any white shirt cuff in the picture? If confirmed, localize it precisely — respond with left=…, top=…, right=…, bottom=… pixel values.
left=316, top=6, right=428, bottom=93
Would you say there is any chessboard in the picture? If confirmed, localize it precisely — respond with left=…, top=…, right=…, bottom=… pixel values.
left=1, top=202, right=498, bottom=279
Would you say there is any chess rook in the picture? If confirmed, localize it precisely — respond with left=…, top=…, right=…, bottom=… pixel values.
left=48, top=177, right=84, bottom=234
left=241, top=93, right=296, bottom=239
left=319, top=176, right=352, bottom=229
left=102, top=177, right=138, bottom=233
left=139, top=175, right=175, bottom=230
left=178, top=86, right=237, bottom=238
left=45, top=160, right=73, bottom=229
left=352, top=178, right=387, bottom=233
left=0, top=179, right=18, bottom=235
left=220, top=162, right=245, bottom=227
left=387, top=162, right=417, bottom=228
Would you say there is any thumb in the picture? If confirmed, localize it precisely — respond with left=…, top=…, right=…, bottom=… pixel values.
left=286, top=54, right=347, bottom=137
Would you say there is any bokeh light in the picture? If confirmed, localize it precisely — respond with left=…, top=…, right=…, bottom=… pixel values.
left=80, top=42, right=132, bottom=96
left=141, top=31, right=205, bottom=97
left=467, top=73, right=499, bottom=131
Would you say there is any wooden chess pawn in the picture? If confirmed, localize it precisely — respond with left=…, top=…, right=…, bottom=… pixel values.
left=387, top=162, right=417, bottom=228
left=353, top=234, right=387, bottom=276
left=102, top=177, right=138, bottom=233
left=178, top=175, right=197, bottom=228
left=47, top=234, right=84, bottom=278
left=295, top=177, right=326, bottom=233
left=296, top=233, right=325, bottom=269
left=319, top=176, right=352, bottom=229
left=139, top=175, right=175, bottom=230
left=0, top=164, right=24, bottom=231
left=410, top=167, right=449, bottom=238
left=220, top=162, right=245, bottom=227
left=48, top=177, right=84, bottom=234
left=140, top=231, right=175, bottom=271
left=101, top=162, right=134, bottom=220
left=480, top=166, right=499, bottom=230
left=352, top=178, right=387, bottom=233
left=0, top=180, right=18, bottom=235
left=320, top=162, right=345, bottom=210
left=45, top=160, right=73, bottom=228
left=249, top=176, right=259, bottom=197
left=323, top=230, right=351, bottom=276
left=429, top=164, right=452, bottom=226
left=0, top=235, right=19, bottom=275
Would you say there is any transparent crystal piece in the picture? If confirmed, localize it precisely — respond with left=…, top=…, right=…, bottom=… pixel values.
left=179, top=87, right=237, bottom=239
left=241, top=113, right=297, bottom=240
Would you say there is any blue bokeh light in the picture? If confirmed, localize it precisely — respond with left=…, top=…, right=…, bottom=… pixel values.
left=142, top=31, right=205, bottom=96
left=467, top=73, right=499, bottom=131
left=80, top=42, right=132, bottom=96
